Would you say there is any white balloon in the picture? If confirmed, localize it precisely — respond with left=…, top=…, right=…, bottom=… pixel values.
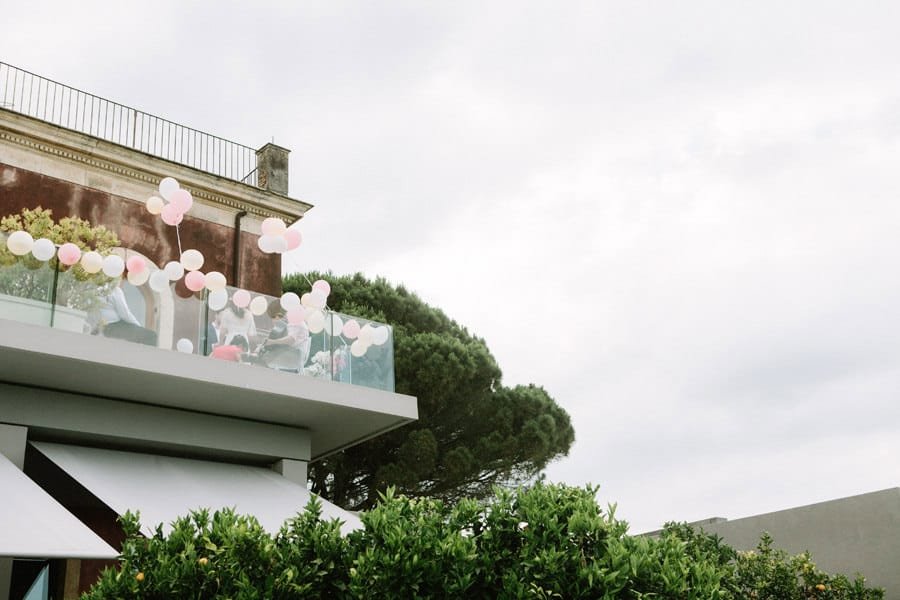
left=372, top=325, right=390, bottom=346
left=176, top=338, right=194, bottom=353
left=80, top=251, right=103, bottom=273
left=359, top=323, right=375, bottom=345
left=146, top=196, right=165, bottom=215
left=180, top=249, right=204, bottom=271
left=159, top=177, right=180, bottom=201
left=257, top=235, right=278, bottom=254
left=350, top=339, right=369, bottom=357
left=128, top=269, right=150, bottom=286
left=249, top=295, right=269, bottom=316
left=310, top=289, right=328, bottom=309
left=6, top=230, right=34, bottom=256
left=306, top=309, right=325, bottom=333
left=101, top=254, right=125, bottom=277
left=327, top=314, right=343, bottom=338
left=280, top=292, right=301, bottom=311
left=205, top=271, right=227, bottom=292
left=163, top=260, right=185, bottom=281
left=208, top=289, right=228, bottom=311
left=271, top=235, right=288, bottom=254
left=149, top=270, right=170, bottom=292
left=300, top=292, right=314, bottom=308
left=31, top=238, right=56, bottom=262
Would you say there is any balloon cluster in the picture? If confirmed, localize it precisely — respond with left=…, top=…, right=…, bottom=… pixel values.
left=5, top=226, right=229, bottom=299
left=206, top=278, right=391, bottom=358
left=5, top=229, right=129, bottom=277
left=258, top=217, right=302, bottom=254
left=5, top=176, right=335, bottom=358
left=344, top=317, right=391, bottom=357
left=292, top=279, right=390, bottom=357
left=146, top=177, right=193, bottom=226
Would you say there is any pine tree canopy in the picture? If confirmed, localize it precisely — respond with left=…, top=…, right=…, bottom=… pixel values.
left=284, top=272, right=575, bottom=509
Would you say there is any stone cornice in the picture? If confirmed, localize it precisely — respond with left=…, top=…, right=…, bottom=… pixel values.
left=0, top=109, right=313, bottom=223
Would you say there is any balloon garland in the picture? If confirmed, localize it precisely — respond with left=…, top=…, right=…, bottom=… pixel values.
left=4, top=176, right=390, bottom=357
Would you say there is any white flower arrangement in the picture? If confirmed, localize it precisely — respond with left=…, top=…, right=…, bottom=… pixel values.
left=303, top=348, right=348, bottom=380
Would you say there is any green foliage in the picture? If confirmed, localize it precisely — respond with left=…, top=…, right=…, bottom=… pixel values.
left=463, top=484, right=727, bottom=599
left=0, top=206, right=119, bottom=254
left=348, top=490, right=477, bottom=598
left=285, top=272, right=575, bottom=510
left=82, top=484, right=885, bottom=600
left=81, top=483, right=727, bottom=599
left=82, top=499, right=352, bottom=600
left=661, top=524, right=884, bottom=600
left=0, top=207, right=119, bottom=310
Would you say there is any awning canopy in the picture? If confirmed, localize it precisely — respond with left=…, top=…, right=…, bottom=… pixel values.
left=0, top=452, right=117, bottom=559
left=31, top=442, right=363, bottom=536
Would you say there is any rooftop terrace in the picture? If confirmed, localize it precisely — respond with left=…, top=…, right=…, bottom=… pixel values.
left=0, top=61, right=260, bottom=186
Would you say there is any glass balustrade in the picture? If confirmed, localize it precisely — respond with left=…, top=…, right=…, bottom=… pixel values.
left=0, top=258, right=394, bottom=392
left=0, top=258, right=58, bottom=328
left=200, top=286, right=395, bottom=392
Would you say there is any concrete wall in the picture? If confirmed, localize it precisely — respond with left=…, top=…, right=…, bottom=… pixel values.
left=700, top=488, right=900, bottom=599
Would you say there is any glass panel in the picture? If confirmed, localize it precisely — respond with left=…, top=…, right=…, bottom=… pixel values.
left=0, top=244, right=397, bottom=392
left=167, top=283, right=205, bottom=353
left=9, top=560, right=49, bottom=600
left=331, top=312, right=395, bottom=392
left=201, top=288, right=395, bottom=391
left=22, top=564, right=49, bottom=600
left=53, top=259, right=117, bottom=334
left=0, top=255, right=58, bottom=328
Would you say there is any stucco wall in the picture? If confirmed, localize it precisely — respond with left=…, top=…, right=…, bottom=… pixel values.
left=701, top=488, right=900, bottom=599
left=0, top=162, right=281, bottom=296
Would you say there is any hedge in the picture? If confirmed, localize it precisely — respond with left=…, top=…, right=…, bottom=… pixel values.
left=81, top=483, right=883, bottom=599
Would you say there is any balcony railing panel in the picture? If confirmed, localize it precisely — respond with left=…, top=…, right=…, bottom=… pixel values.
left=0, top=256, right=394, bottom=393
left=0, top=62, right=258, bottom=186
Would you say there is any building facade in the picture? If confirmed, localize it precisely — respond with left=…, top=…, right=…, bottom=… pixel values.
left=0, top=62, right=417, bottom=599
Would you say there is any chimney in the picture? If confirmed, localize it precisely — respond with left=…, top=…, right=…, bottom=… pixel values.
left=255, top=143, right=290, bottom=195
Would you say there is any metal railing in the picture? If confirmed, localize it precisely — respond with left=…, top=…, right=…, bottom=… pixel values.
left=0, top=62, right=258, bottom=186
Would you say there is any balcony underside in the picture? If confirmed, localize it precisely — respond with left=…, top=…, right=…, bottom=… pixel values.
left=0, top=320, right=417, bottom=460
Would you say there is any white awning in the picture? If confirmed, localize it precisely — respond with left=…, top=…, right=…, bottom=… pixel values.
left=31, top=442, right=362, bottom=536
left=0, top=452, right=118, bottom=559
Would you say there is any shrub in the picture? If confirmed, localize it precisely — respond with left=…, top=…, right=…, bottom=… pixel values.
left=661, top=524, right=884, bottom=600
left=82, top=484, right=884, bottom=599
left=0, top=207, right=119, bottom=310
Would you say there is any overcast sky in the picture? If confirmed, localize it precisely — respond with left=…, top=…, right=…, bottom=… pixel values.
left=3, top=1, right=900, bottom=533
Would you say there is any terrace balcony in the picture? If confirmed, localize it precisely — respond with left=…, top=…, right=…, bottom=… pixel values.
left=0, top=61, right=417, bottom=596
left=0, top=257, right=416, bottom=463
left=0, top=61, right=262, bottom=187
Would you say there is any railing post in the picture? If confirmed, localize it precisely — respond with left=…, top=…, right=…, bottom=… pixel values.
left=49, top=258, right=60, bottom=328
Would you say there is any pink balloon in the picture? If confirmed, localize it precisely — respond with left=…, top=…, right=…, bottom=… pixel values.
left=169, top=189, right=193, bottom=213
left=184, top=271, right=206, bottom=292
left=161, top=203, right=184, bottom=226
left=284, top=228, right=302, bottom=250
left=57, top=243, right=82, bottom=266
left=342, top=319, right=360, bottom=339
left=232, top=289, right=251, bottom=308
left=126, top=255, right=147, bottom=274
left=287, top=307, right=306, bottom=325
left=312, top=279, right=331, bottom=296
